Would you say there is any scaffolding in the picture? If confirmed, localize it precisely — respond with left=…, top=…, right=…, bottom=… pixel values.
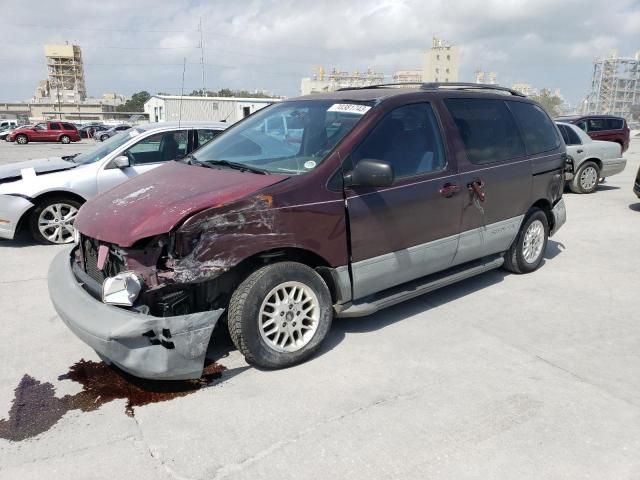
left=583, top=50, right=640, bottom=119
left=44, top=44, right=86, bottom=102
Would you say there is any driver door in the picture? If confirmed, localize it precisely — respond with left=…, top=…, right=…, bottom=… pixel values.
left=96, top=130, right=189, bottom=194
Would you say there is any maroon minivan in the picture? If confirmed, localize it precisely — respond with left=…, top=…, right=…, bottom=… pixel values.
left=49, top=83, right=567, bottom=379
left=555, top=115, right=630, bottom=153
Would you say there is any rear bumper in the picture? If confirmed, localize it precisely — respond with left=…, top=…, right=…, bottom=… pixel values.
left=550, top=198, right=566, bottom=237
left=601, top=158, right=626, bottom=178
left=0, top=194, right=34, bottom=240
left=48, top=247, right=224, bottom=380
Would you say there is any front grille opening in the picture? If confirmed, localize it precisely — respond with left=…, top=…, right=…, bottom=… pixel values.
left=81, top=236, right=126, bottom=285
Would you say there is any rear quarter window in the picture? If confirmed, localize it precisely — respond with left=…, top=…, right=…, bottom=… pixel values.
left=508, top=101, right=561, bottom=155
left=606, top=118, right=624, bottom=130
left=444, top=98, right=525, bottom=165
left=61, top=123, right=76, bottom=130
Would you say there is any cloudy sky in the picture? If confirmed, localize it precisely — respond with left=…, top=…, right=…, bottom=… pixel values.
left=0, top=0, right=638, bottom=106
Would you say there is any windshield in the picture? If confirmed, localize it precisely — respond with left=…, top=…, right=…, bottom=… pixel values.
left=72, top=128, right=141, bottom=165
left=192, top=100, right=373, bottom=174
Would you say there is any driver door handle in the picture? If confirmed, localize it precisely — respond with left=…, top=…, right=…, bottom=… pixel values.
left=577, top=149, right=584, bottom=153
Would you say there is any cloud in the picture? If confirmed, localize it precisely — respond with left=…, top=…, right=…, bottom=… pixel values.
left=0, top=0, right=638, bottom=105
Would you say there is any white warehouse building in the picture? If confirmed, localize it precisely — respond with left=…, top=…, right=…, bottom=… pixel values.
left=144, top=95, right=279, bottom=124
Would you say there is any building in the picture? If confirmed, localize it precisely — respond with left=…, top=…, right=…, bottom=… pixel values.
left=422, top=37, right=460, bottom=83
left=582, top=50, right=640, bottom=120
left=392, top=70, right=423, bottom=85
left=474, top=71, right=497, bottom=85
left=0, top=100, right=140, bottom=123
left=300, top=67, right=385, bottom=95
left=42, top=43, right=86, bottom=103
left=144, top=95, right=278, bottom=124
left=511, top=83, right=537, bottom=96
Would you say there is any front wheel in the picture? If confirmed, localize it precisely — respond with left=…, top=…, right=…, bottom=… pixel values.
left=99, top=134, right=109, bottom=142
left=16, top=134, right=28, bottom=144
left=503, top=209, right=549, bottom=274
left=570, top=161, right=599, bottom=194
left=228, top=262, right=333, bottom=369
left=29, top=197, right=82, bottom=244
left=60, top=135, right=71, bottom=144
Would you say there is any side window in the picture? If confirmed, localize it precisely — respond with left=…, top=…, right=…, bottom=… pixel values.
left=196, top=129, right=222, bottom=149
left=576, top=121, right=587, bottom=132
left=587, top=118, right=606, bottom=132
left=444, top=98, right=525, bottom=164
left=508, top=101, right=560, bottom=155
left=125, top=131, right=188, bottom=164
left=34, top=123, right=47, bottom=130
left=606, top=118, right=623, bottom=130
left=49, top=123, right=61, bottom=130
left=61, top=123, right=75, bottom=130
left=565, top=125, right=582, bottom=145
left=558, top=125, right=570, bottom=145
left=351, top=103, right=446, bottom=178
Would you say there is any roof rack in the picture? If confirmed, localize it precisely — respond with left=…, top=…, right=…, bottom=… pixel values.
left=336, top=82, right=526, bottom=97
left=420, top=82, right=526, bottom=97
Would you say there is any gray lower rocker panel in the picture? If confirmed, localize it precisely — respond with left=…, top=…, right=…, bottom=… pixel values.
left=336, top=254, right=504, bottom=318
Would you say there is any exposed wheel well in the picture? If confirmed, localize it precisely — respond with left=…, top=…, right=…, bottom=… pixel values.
left=209, top=247, right=339, bottom=307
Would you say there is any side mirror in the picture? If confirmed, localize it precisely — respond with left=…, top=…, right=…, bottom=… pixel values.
left=111, top=155, right=130, bottom=169
left=345, top=158, right=394, bottom=188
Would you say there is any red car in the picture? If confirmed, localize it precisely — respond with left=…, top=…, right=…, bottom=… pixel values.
left=555, top=115, right=630, bottom=153
left=8, top=121, right=81, bottom=145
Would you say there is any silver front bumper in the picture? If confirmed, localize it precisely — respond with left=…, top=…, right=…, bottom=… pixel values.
left=0, top=194, right=34, bottom=240
left=48, top=247, right=224, bottom=380
left=550, top=198, right=566, bottom=236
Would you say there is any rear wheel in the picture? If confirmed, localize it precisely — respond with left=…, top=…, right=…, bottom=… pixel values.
left=29, top=197, right=82, bottom=244
left=100, top=134, right=109, bottom=142
left=503, top=209, right=549, bottom=274
left=228, top=262, right=333, bottom=369
left=16, top=134, right=28, bottom=144
left=570, top=161, right=599, bottom=194
left=60, top=135, right=71, bottom=144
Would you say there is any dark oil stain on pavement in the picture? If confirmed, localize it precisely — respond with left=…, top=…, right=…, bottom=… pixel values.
left=0, top=359, right=226, bottom=442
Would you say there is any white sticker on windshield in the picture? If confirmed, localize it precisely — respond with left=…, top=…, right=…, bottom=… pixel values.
left=327, top=104, right=371, bottom=115
left=304, top=160, right=317, bottom=169
left=129, top=130, right=139, bottom=138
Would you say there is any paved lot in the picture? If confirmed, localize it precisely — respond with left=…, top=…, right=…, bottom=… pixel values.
left=0, top=139, right=95, bottom=166
left=1, top=138, right=640, bottom=479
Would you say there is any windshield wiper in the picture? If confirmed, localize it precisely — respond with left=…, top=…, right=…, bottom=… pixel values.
left=180, top=154, right=215, bottom=168
left=61, top=153, right=80, bottom=162
left=204, top=159, right=269, bottom=175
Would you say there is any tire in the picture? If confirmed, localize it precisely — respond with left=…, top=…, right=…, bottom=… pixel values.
left=100, top=134, right=109, bottom=142
left=29, top=197, right=82, bottom=245
left=16, top=134, right=28, bottom=145
left=570, top=161, right=599, bottom=194
left=60, top=135, right=71, bottom=144
left=503, top=208, right=549, bottom=274
left=228, top=262, right=333, bottom=369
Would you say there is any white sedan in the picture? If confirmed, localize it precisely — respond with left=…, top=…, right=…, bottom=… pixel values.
left=0, top=122, right=226, bottom=244
left=556, top=121, right=627, bottom=194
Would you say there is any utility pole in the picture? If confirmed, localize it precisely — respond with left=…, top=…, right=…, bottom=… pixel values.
left=198, top=17, right=206, bottom=97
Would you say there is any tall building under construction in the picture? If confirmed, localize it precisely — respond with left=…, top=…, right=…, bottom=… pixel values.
left=44, top=43, right=86, bottom=102
left=582, top=50, right=640, bottom=120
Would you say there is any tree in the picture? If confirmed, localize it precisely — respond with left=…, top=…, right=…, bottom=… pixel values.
left=529, top=89, right=563, bottom=117
left=116, top=91, right=151, bottom=112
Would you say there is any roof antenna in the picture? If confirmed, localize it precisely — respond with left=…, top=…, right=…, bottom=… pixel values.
left=178, top=57, right=186, bottom=128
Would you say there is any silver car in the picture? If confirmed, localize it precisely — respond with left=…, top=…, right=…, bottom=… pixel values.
left=556, top=122, right=627, bottom=194
left=93, top=124, right=132, bottom=142
left=0, top=122, right=227, bottom=244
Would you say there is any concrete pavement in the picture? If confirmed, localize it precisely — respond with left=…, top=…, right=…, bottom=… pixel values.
left=0, top=139, right=639, bottom=479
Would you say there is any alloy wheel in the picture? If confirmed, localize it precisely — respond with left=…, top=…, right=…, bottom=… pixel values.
left=580, top=166, right=598, bottom=191
left=38, top=203, right=78, bottom=244
left=522, top=219, right=545, bottom=264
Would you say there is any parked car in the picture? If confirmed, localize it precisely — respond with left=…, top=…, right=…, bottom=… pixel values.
left=556, top=122, right=626, bottom=193
left=555, top=115, right=630, bottom=153
left=79, top=124, right=108, bottom=139
left=48, top=83, right=567, bottom=380
left=0, top=119, right=19, bottom=130
left=1, top=124, right=32, bottom=141
left=7, top=121, right=81, bottom=144
left=0, top=122, right=226, bottom=244
left=94, top=124, right=131, bottom=142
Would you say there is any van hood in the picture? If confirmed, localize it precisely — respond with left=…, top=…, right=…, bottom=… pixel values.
left=0, top=157, right=75, bottom=182
left=75, top=161, right=288, bottom=247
